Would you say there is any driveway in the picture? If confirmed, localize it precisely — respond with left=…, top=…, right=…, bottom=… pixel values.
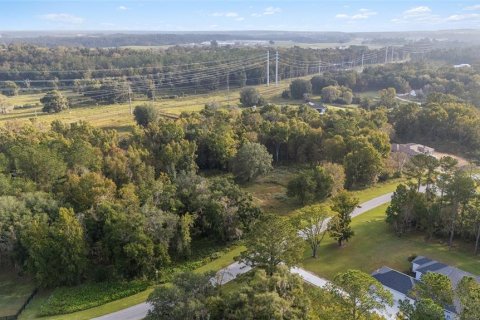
left=92, top=190, right=398, bottom=320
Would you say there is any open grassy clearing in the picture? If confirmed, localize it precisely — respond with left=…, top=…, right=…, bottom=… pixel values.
left=0, top=270, right=36, bottom=317
left=301, top=204, right=480, bottom=280
left=1, top=75, right=362, bottom=131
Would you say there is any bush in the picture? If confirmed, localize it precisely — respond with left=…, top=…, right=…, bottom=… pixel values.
left=281, top=89, right=291, bottom=99
left=39, top=280, right=149, bottom=316
left=240, top=87, right=263, bottom=107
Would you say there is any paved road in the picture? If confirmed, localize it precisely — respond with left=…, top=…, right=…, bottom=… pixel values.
left=93, top=191, right=398, bottom=320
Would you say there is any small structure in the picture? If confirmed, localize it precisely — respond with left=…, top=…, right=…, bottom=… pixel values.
left=391, top=143, right=434, bottom=157
left=453, top=64, right=471, bottom=69
left=306, top=101, right=327, bottom=115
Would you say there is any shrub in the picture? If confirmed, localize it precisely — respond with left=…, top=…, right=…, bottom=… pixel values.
left=281, top=89, right=291, bottom=99
left=39, top=280, right=149, bottom=316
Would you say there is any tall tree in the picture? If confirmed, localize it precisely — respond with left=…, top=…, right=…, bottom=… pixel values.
left=412, top=272, right=454, bottom=308
left=239, top=215, right=305, bottom=276
left=294, top=204, right=330, bottom=258
left=231, top=142, right=272, bottom=183
left=328, top=192, right=359, bottom=246
left=327, top=269, right=393, bottom=320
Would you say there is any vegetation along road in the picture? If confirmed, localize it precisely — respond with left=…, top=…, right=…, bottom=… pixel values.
left=93, top=191, right=399, bottom=320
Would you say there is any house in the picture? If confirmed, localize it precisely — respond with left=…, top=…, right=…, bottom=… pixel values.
left=372, top=266, right=418, bottom=318
left=372, top=266, right=457, bottom=320
left=373, top=257, right=480, bottom=319
left=412, top=256, right=480, bottom=287
left=391, top=143, right=435, bottom=157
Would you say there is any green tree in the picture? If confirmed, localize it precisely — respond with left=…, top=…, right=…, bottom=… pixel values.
left=240, top=87, right=263, bottom=107
left=287, top=170, right=317, bottom=204
left=294, top=204, right=330, bottom=258
left=1, top=81, right=19, bottom=96
left=290, top=79, right=312, bottom=99
left=231, top=142, right=273, bottom=183
left=344, top=137, right=383, bottom=188
left=214, top=266, right=312, bottom=320
left=327, top=269, right=393, bottom=320
left=321, top=86, right=341, bottom=103
left=147, top=271, right=216, bottom=320
left=456, top=276, right=480, bottom=320
left=398, top=298, right=444, bottom=320
left=134, top=104, right=160, bottom=127
left=21, top=208, right=86, bottom=287
left=328, top=192, right=359, bottom=246
left=378, top=87, right=397, bottom=108
left=41, top=90, right=69, bottom=113
left=412, top=272, right=454, bottom=308
left=239, top=215, right=305, bottom=276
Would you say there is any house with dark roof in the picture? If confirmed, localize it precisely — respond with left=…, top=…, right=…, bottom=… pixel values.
left=371, top=257, right=478, bottom=320
left=412, top=256, right=480, bottom=287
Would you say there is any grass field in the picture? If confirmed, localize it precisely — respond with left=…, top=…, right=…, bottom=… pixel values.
left=1, top=73, right=368, bottom=132
left=0, top=270, right=36, bottom=317
left=301, top=204, right=480, bottom=280
left=0, top=76, right=318, bottom=131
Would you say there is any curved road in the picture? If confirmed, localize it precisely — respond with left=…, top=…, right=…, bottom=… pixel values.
left=93, top=190, right=398, bottom=320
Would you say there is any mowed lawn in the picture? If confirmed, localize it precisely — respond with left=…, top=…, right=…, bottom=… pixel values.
left=301, top=204, right=480, bottom=280
left=0, top=270, right=36, bottom=317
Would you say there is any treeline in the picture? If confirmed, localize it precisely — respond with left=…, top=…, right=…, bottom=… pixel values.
left=386, top=153, right=480, bottom=253
left=390, top=94, right=480, bottom=159
left=2, top=32, right=353, bottom=48
left=0, top=44, right=376, bottom=90
left=305, top=62, right=480, bottom=107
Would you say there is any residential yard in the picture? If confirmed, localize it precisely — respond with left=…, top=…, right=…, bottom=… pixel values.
left=0, top=270, right=36, bottom=317
left=301, top=204, right=480, bottom=280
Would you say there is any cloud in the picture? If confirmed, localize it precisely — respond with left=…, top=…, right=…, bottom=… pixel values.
left=392, top=6, right=441, bottom=24
left=465, top=4, right=480, bottom=10
left=335, top=8, right=377, bottom=20
left=40, top=13, right=84, bottom=24
left=251, top=6, right=282, bottom=17
left=211, top=12, right=239, bottom=18
left=117, top=6, right=128, bottom=11
left=446, top=13, right=480, bottom=21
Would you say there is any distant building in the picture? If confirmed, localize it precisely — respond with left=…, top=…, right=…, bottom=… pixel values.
left=391, top=143, right=434, bottom=157
left=453, top=64, right=471, bottom=68
left=306, top=101, right=327, bottom=115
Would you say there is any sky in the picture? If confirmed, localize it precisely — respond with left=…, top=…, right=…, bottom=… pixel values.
left=1, top=0, right=480, bottom=32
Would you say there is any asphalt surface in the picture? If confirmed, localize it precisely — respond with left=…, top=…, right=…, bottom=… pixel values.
left=92, top=190, right=399, bottom=320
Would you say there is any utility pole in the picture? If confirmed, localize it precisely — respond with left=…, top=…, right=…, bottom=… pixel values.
left=385, top=46, right=388, bottom=64
left=391, top=46, right=394, bottom=63
left=128, top=85, right=132, bottom=115
left=361, top=52, right=364, bottom=70
left=275, top=51, right=278, bottom=86
left=318, top=60, right=321, bottom=74
left=226, top=70, right=230, bottom=104
left=266, top=51, right=270, bottom=87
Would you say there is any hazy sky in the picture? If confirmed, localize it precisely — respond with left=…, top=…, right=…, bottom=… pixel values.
left=1, top=0, right=480, bottom=32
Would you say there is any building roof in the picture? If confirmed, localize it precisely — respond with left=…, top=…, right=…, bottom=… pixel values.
left=413, top=256, right=480, bottom=287
left=372, top=266, right=418, bottom=296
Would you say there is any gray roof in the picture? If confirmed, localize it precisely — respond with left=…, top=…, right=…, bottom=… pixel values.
left=413, top=256, right=480, bottom=287
left=372, top=266, right=418, bottom=296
